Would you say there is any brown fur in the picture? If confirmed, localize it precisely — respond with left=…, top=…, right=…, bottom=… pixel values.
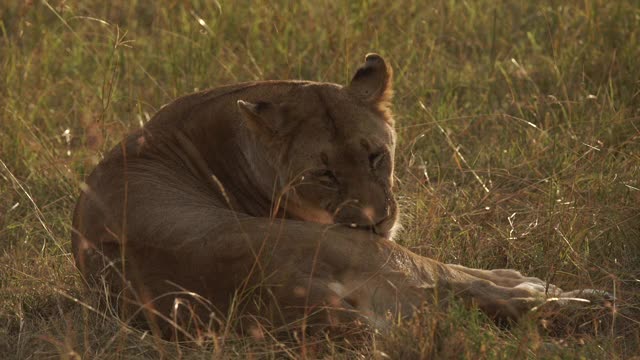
left=72, top=54, right=600, bottom=337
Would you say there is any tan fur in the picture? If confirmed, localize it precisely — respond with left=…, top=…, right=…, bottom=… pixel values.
left=71, top=54, right=600, bottom=337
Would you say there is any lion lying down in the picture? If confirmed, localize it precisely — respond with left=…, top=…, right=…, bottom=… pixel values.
left=72, top=54, right=602, bottom=338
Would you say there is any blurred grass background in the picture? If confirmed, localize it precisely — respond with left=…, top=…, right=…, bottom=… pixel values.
left=0, top=0, right=638, bottom=358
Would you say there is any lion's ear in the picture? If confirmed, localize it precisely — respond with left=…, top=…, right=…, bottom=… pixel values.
left=237, top=100, right=284, bottom=139
left=347, top=53, right=393, bottom=106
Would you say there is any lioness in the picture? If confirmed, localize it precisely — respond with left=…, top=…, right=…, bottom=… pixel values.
left=72, top=54, right=596, bottom=337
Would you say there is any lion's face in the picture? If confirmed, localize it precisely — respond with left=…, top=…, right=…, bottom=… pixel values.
left=238, top=54, right=398, bottom=238
left=282, top=92, right=397, bottom=238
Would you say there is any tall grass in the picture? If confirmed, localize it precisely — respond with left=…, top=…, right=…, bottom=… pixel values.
left=1, top=0, right=638, bottom=358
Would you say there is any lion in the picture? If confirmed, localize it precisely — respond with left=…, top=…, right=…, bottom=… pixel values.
left=71, top=54, right=600, bottom=338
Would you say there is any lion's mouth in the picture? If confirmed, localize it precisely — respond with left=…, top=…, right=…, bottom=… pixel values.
left=343, top=223, right=377, bottom=234
left=342, top=214, right=395, bottom=238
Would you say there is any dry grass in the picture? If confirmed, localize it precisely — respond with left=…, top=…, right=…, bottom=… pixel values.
left=1, top=0, right=639, bottom=358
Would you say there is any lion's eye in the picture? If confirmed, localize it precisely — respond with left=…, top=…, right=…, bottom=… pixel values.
left=313, top=170, right=339, bottom=187
left=369, top=151, right=386, bottom=169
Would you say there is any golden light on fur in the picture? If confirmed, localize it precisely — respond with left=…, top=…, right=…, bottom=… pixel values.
left=71, top=54, right=607, bottom=340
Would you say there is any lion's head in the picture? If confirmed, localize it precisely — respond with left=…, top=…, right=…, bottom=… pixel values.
left=236, top=54, right=398, bottom=238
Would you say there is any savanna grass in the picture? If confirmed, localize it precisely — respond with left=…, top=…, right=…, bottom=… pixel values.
left=1, top=0, right=638, bottom=358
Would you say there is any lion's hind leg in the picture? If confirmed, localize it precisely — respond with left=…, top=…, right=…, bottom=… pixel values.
left=440, top=264, right=612, bottom=323
left=448, top=264, right=562, bottom=294
left=445, top=278, right=548, bottom=321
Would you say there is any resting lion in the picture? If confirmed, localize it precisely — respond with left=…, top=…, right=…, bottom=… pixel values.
left=71, top=54, right=598, bottom=338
